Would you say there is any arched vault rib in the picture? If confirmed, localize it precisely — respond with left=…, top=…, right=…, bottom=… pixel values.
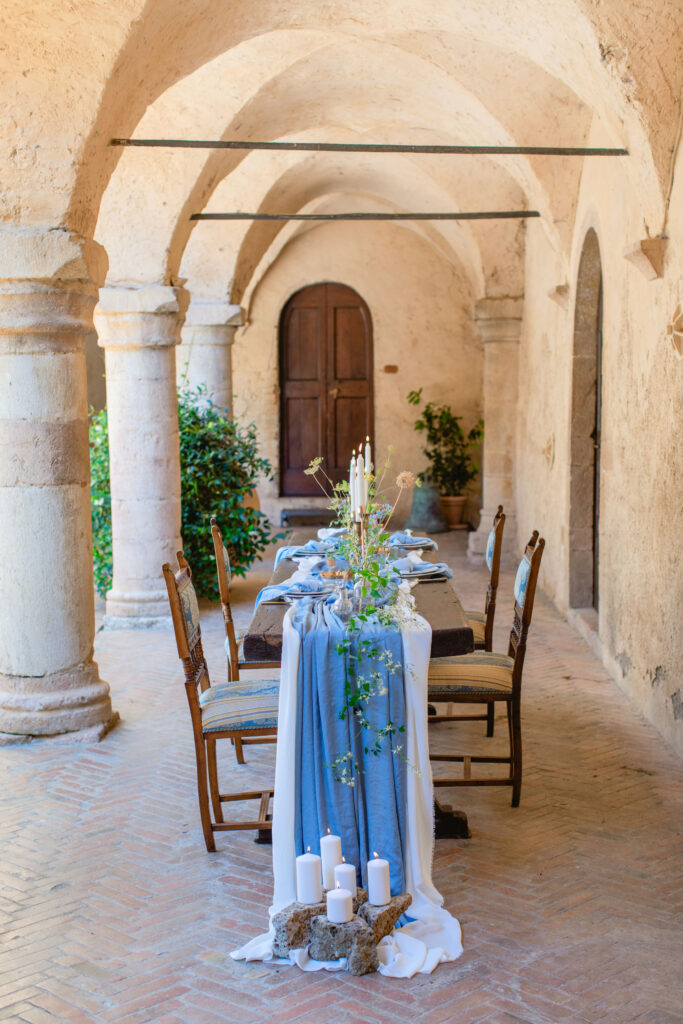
left=75, top=0, right=678, bottom=237
left=98, top=34, right=578, bottom=289
left=178, top=146, right=529, bottom=304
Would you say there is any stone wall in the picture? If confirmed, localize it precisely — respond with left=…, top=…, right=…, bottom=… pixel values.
left=516, top=126, right=683, bottom=756
left=231, top=221, right=483, bottom=526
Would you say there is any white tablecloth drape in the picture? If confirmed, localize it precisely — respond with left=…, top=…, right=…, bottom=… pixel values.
left=231, top=603, right=463, bottom=978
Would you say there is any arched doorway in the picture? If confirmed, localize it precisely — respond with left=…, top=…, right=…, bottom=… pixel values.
left=569, top=229, right=603, bottom=611
left=279, top=282, right=374, bottom=496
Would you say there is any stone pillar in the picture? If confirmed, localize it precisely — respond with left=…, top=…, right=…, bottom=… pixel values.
left=0, top=230, right=116, bottom=738
left=467, top=297, right=523, bottom=565
left=177, top=302, right=242, bottom=414
left=94, top=285, right=187, bottom=627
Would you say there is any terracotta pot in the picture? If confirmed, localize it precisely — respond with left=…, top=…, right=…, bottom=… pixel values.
left=439, top=495, right=467, bottom=529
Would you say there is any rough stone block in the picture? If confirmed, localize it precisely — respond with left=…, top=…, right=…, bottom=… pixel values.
left=271, top=899, right=326, bottom=957
left=358, top=893, right=413, bottom=942
left=309, top=915, right=379, bottom=975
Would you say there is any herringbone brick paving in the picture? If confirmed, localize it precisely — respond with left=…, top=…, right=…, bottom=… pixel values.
left=1, top=534, right=682, bottom=1024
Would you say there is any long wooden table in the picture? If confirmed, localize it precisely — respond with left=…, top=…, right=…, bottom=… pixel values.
left=242, top=531, right=473, bottom=840
left=242, top=531, right=474, bottom=664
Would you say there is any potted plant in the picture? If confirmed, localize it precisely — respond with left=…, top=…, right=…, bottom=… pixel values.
left=407, top=388, right=484, bottom=528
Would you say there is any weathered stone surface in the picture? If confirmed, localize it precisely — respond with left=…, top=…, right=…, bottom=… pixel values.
left=358, top=893, right=413, bottom=943
left=271, top=899, right=326, bottom=957
left=308, top=915, right=379, bottom=976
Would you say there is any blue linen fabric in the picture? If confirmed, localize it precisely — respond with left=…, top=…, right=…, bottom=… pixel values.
left=387, top=531, right=438, bottom=550
left=274, top=539, right=337, bottom=568
left=291, top=599, right=407, bottom=897
left=255, top=577, right=333, bottom=608
left=514, top=556, right=531, bottom=606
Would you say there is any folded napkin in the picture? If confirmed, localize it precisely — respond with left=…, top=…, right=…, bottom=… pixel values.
left=317, top=526, right=347, bottom=540
left=255, top=574, right=334, bottom=608
left=274, top=538, right=337, bottom=568
left=388, top=531, right=438, bottom=550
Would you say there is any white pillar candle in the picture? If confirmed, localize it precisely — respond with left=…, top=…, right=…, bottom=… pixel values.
left=367, top=852, right=391, bottom=906
left=296, top=847, right=322, bottom=905
left=334, top=859, right=357, bottom=898
left=320, top=829, right=342, bottom=890
left=327, top=884, right=353, bottom=924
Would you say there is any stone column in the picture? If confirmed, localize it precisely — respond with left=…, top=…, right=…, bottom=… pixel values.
left=177, top=302, right=243, bottom=414
left=94, top=285, right=187, bottom=627
left=0, top=230, right=116, bottom=738
left=467, top=297, right=523, bottom=564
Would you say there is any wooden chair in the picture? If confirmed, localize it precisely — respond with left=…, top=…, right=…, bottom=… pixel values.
left=210, top=516, right=281, bottom=679
left=465, top=505, right=506, bottom=653
left=427, top=532, right=545, bottom=806
left=162, top=555, right=278, bottom=851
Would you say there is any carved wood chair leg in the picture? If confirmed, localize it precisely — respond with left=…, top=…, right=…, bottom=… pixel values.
left=510, top=699, right=522, bottom=807
left=206, top=736, right=224, bottom=823
left=194, top=736, right=216, bottom=852
left=486, top=703, right=495, bottom=737
left=234, top=735, right=245, bottom=765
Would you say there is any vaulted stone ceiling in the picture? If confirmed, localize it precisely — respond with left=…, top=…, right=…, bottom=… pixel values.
left=2, top=0, right=681, bottom=301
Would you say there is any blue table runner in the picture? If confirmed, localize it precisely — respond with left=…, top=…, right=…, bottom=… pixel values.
left=291, top=600, right=407, bottom=896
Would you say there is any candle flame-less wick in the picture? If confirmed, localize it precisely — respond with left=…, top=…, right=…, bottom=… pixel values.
left=373, top=851, right=379, bottom=858
left=342, top=856, right=346, bottom=863
left=327, top=827, right=331, bottom=834
left=336, top=881, right=340, bottom=889
left=306, top=846, right=310, bottom=852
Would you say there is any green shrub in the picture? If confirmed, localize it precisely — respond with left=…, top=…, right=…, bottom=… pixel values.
left=89, top=386, right=274, bottom=600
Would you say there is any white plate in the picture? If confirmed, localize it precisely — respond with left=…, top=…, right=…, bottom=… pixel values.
left=282, top=589, right=335, bottom=603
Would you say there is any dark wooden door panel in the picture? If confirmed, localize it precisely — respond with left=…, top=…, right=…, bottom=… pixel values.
left=285, top=306, right=323, bottom=380
left=280, top=282, right=373, bottom=496
left=332, top=306, right=370, bottom=380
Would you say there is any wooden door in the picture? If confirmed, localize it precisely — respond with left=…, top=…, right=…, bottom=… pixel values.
left=279, top=283, right=373, bottom=496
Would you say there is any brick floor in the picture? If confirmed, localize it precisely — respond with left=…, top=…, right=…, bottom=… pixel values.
left=2, top=534, right=682, bottom=1024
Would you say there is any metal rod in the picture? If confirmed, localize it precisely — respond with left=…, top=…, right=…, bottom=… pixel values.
left=190, top=211, right=540, bottom=222
left=111, top=138, right=628, bottom=156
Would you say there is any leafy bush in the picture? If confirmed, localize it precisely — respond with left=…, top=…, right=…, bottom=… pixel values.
left=407, top=387, right=484, bottom=496
left=89, top=386, right=274, bottom=600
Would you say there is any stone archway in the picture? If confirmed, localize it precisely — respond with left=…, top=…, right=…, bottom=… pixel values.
left=569, top=228, right=603, bottom=610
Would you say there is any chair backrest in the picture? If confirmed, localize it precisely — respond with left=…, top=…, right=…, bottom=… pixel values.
left=508, top=532, right=545, bottom=689
left=162, top=556, right=211, bottom=704
left=210, top=516, right=239, bottom=681
left=483, top=505, right=505, bottom=649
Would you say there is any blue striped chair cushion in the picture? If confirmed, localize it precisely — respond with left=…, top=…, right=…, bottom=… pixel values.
left=199, top=679, right=279, bottom=733
left=464, top=609, right=486, bottom=645
left=485, top=528, right=496, bottom=572
left=514, top=556, right=531, bottom=606
left=428, top=652, right=514, bottom=699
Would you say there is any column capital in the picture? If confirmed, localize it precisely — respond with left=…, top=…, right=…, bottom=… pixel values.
left=94, top=284, right=189, bottom=350
left=0, top=227, right=108, bottom=290
left=474, top=296, right=524, bottom=344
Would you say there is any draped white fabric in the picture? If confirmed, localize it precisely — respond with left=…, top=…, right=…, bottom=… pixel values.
left=231, top=603, right=463, bottom=977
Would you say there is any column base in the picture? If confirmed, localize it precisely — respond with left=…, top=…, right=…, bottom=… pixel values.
left=104, top=588, right=172, bottom=629
left=0, top=661, right=117, bottom=737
